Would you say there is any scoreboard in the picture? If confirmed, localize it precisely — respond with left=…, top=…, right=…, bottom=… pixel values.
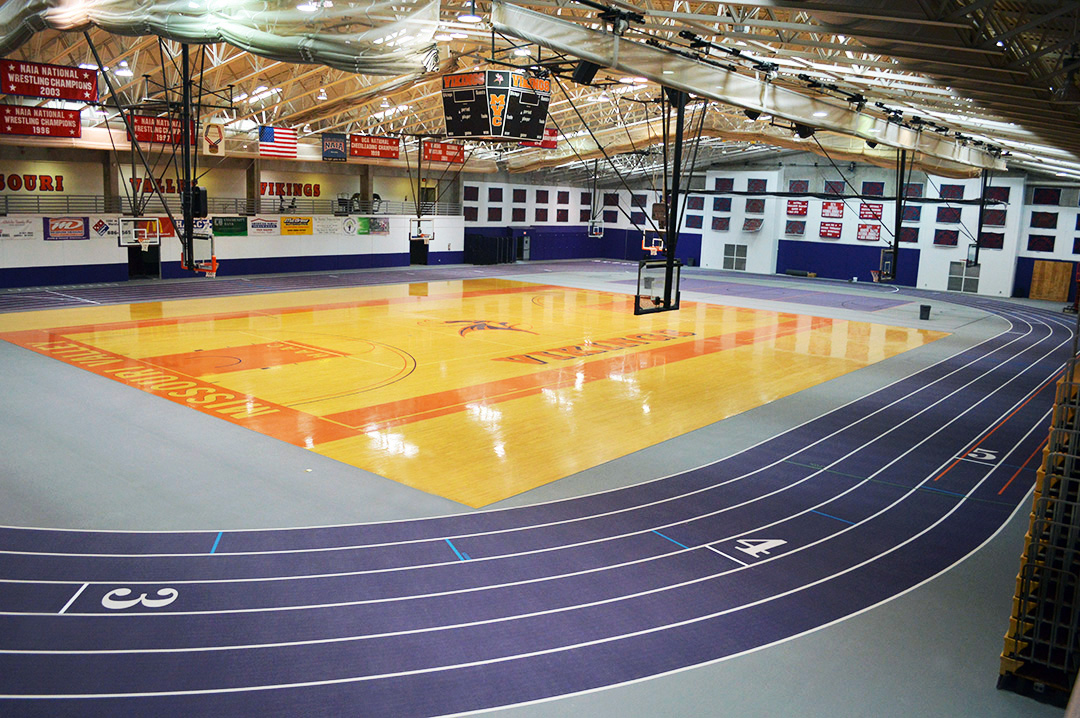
left=442, top=70, right=551, bottom=142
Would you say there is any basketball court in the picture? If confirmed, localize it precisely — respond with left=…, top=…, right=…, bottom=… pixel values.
left=0, top=276, right=944, bottom=506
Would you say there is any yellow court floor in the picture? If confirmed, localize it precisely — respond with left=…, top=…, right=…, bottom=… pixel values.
left=0, top=279, right=947, bottom=506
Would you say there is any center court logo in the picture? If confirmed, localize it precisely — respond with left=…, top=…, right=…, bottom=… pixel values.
left=420, top=319, right=537, bottom=337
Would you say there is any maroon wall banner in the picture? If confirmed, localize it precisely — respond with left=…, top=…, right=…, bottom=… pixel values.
left=127, top=115, right=195, bottom=145
left=43, top=216, right=90, bottom=241
left=1, top=60, right=97, bottom=101
left=819, top=221, right=843, bottom=239
left=349, top=135, right=400, bottom=159
left=821, top=201, right=844, bottom=218
left=786, top=199, right=808, bottom=216
left=859, top=203, right=883, bottom=220
left=423, top=141, right=465, bottom=163
left=857, top=224, right=881, bottom=241
left=0, top=105, right=81, bottom=138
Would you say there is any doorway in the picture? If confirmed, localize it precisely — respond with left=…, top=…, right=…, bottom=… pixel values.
left=127, top=244, right=161, bottom=279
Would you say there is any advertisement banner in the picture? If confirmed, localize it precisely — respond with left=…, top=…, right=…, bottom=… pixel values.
left=314, top=216, right=343, bottom=235
left=819, top=221, right=843, bottom=239
left=322, top=133, right=348, bottom=162
left=821, top=201, right=844, bottom=218
left=212, top=217, right=247, bottom=236
left=422, top=141, right=465, bottom=163
left=0, top=216, right=38, bottom=239
left=857, top=224, right=881, bottom=241
left=128, top=115, right=195, bottom=145
left=786, top=199, right=808, bottom=216
left=43, top=216, right=90, bottom=241
left=89, top=216, right=119, bottom=242
left=349, top=134, right=400, bottom=159
left=859, top=203, right=883, bottom=220
left=281, top=216, right=313, bottom=235
left=249, top=216, right=279, bottom=235
left=369, top=217, right=390, bottom=234
left=353, top=217, right=370, bottom=235
left=174, top=218, right=211, bottom=235
left=0, top=105, right=81, bottom=138
left=157, top=217, right=177, bottom=238
left=0, top=60, right=96, bottom=101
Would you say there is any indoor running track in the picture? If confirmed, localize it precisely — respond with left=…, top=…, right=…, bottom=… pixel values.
left=0, top=290, right=1072, bottom=717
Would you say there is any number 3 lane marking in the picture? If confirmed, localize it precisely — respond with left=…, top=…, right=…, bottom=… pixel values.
left=101, top=587, right=179, bottom=610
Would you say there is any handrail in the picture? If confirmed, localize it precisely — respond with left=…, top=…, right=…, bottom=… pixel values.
left=0, top=195, right=462, bottom=217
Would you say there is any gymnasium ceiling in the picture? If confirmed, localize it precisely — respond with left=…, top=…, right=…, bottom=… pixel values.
left=1, top=0, right=1079, bottom=186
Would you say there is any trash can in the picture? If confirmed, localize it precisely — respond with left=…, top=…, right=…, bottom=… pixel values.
left=920, top=304, right=931, bottom=320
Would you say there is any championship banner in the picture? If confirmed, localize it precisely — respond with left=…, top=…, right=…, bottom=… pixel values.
left=520, top=127, right=557, bottom=149
left=859, top=203, right=883, bottom=221
left=321, top=133, right=347, bottom=162
left=0, top=106, right=81, bottom=138
left=203, top=121, right=225, bottom=156
left=786, top=199, right=808, bottom=216
left=43, top=217, right=90, bottom=241
left=349, top=135, right=400, bottom=159
left=249, top=217, right=279, bottom=235
left=821, top=201, right=844, bottom=218
left=128, top=115, right=195, bottom=145
left=281, top=216, right=313, bottom=235
left=819, top=221, right=843, bottom=239
left=212, top=217, right=247, bottom=236
left=0, top=60, right=96, bottom=102
left=423, top=141, right=465, bottom=164
left=857, top=224, right=881, bottom=241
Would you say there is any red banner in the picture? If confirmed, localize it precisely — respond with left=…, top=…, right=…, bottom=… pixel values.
left=423, top=141, right=465, bottom=163
left=786, top=199, right=808, bottom=216
left=520, top=127, right=557, bottom=149
left=0, top=105, right=81, bottom=138
left=819, top=221, right=843, bottom=239
left=821, top=201, right=844, bottom=218
left=349, top=134, right=400, bottom=159
left=859, top=203, right=883, bottom=220
left=127, top=115, right=195, bottom=145
left=1, top=60, right=97, bottom=102
left=857, top=224, right=881, bottom=241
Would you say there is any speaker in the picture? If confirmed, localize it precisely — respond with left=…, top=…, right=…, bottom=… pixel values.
left=571, top=61, right=601, bottom=85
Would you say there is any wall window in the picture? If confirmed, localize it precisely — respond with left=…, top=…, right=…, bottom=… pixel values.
left=488, top=187, right=503, bottom=202
left=603, top=192, right=620, bottom=206
left=535, top=189, right=549, bottom=203
left=687, top=195, right=704, bottom=211
left=631, top=194, right=648, bottom=207
left=980, top=232, right=1004, bottom=249
left=512, top=207, right=526, bottom=222
left=1030, top=211, right=1059, bottom=229
left=512, top=188, right=527, bottom=203
left=603, top=209, right=619, bottom=223
left=557, top=209, right=569, bottom=222
left=983, top=209, right=1006, bottom=226
left=747, top=178, right=767, bottom=193
left=745, top=198, right=765, bottom=213
left=713, top=197, right=732, bottom=212
left=685, top=215, right=703, bottom=229
left=936, top=207, right=962, bottom=223
left=723, top=244, right=747, bottom=270
left=1031, top=187, right=1062, bottom=205
left=714, top=177, right=734, bottom=192
left=902, top=205, right=922, bottom=222
left=580, top=192, right=592, bottom=205
left=463, top=206, right=478, bottom=222
left=948, top=261, right=979, bottom=293
left=463, top=185, right=479, bottom=201
left=789, top=179, right=809, bottom=193
left=939, top=184, right=965, bottom=199
left=861, top=181, right=885, bottom=197
left=487, top=207, right=502, bottom=222
left=535, top=207, right=548, bottom=222
left=557, top=191, right=570, bottom=205
left=933, top=229, right=959, bottom=246
left=630, top=210, right=647, bottom=225
left=1028, top=234, right=1055, bottom=252
left=580, top=209, right=592, bottom=222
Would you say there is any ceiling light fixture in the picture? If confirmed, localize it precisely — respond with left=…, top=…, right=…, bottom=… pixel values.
left=457, top=0, right=482, bottom=23
left=514, top=47, right=531, bottom=57
left=317, top=88, right=328, bottom=100
left=113, top=60, right=133, bottom=77
left=434, top=33, right=452, bottom=41
left=380, top=97, right=391, bottom=108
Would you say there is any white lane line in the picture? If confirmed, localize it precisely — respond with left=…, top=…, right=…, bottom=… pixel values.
left=705, top=546, right=747, bottom=566
left=57, top=584, right=88, bottom=615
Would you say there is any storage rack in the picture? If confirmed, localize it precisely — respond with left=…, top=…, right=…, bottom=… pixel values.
left=999, top=359, right=1080, bottom=706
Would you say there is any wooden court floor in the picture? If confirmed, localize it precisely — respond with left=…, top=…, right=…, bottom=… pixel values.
left=0, top=278, right=946, bottom=506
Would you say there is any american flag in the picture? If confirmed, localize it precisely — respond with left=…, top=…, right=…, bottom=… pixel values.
left=259, top=126, right=297, bottom=158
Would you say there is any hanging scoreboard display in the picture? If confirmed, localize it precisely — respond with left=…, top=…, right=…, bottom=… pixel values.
left=441, top=70, right=551, bottom=142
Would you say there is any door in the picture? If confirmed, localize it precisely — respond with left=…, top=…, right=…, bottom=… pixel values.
left=1030, top=260, right=1071, bottom=301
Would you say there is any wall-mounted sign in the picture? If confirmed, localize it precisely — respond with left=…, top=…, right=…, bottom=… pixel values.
left=349, top=135, right=400, bottom=159
left=128, top=115, right=195, bottom=145
left=859, top=203, right=883, bottom=220
left=423, top=141, right=465, bottom=164
left=281, top=216, right=313, bottom=235
left=819, top=221, right=843, bottom=239
left=0, top=60, right=96, bottom=101
left=0, top=105, right=81, bottom=138
left=321, top=133, right=347, bottom=162
left=857, top=224, right=881, bottom=241
left=821, top=201, right=844, bottom=218
left=786, top=199, right=808, bottom=216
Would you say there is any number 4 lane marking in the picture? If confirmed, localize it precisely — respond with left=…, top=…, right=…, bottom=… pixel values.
left=734, top=538, right=787, bottom=558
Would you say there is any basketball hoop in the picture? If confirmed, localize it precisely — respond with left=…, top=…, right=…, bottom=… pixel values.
left=870, top=270, right=880, bottom=283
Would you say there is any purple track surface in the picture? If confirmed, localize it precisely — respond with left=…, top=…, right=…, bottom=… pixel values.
left=615, top=277, right=911, bottom=311
left=0, top=263, right=1070, bottom=716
